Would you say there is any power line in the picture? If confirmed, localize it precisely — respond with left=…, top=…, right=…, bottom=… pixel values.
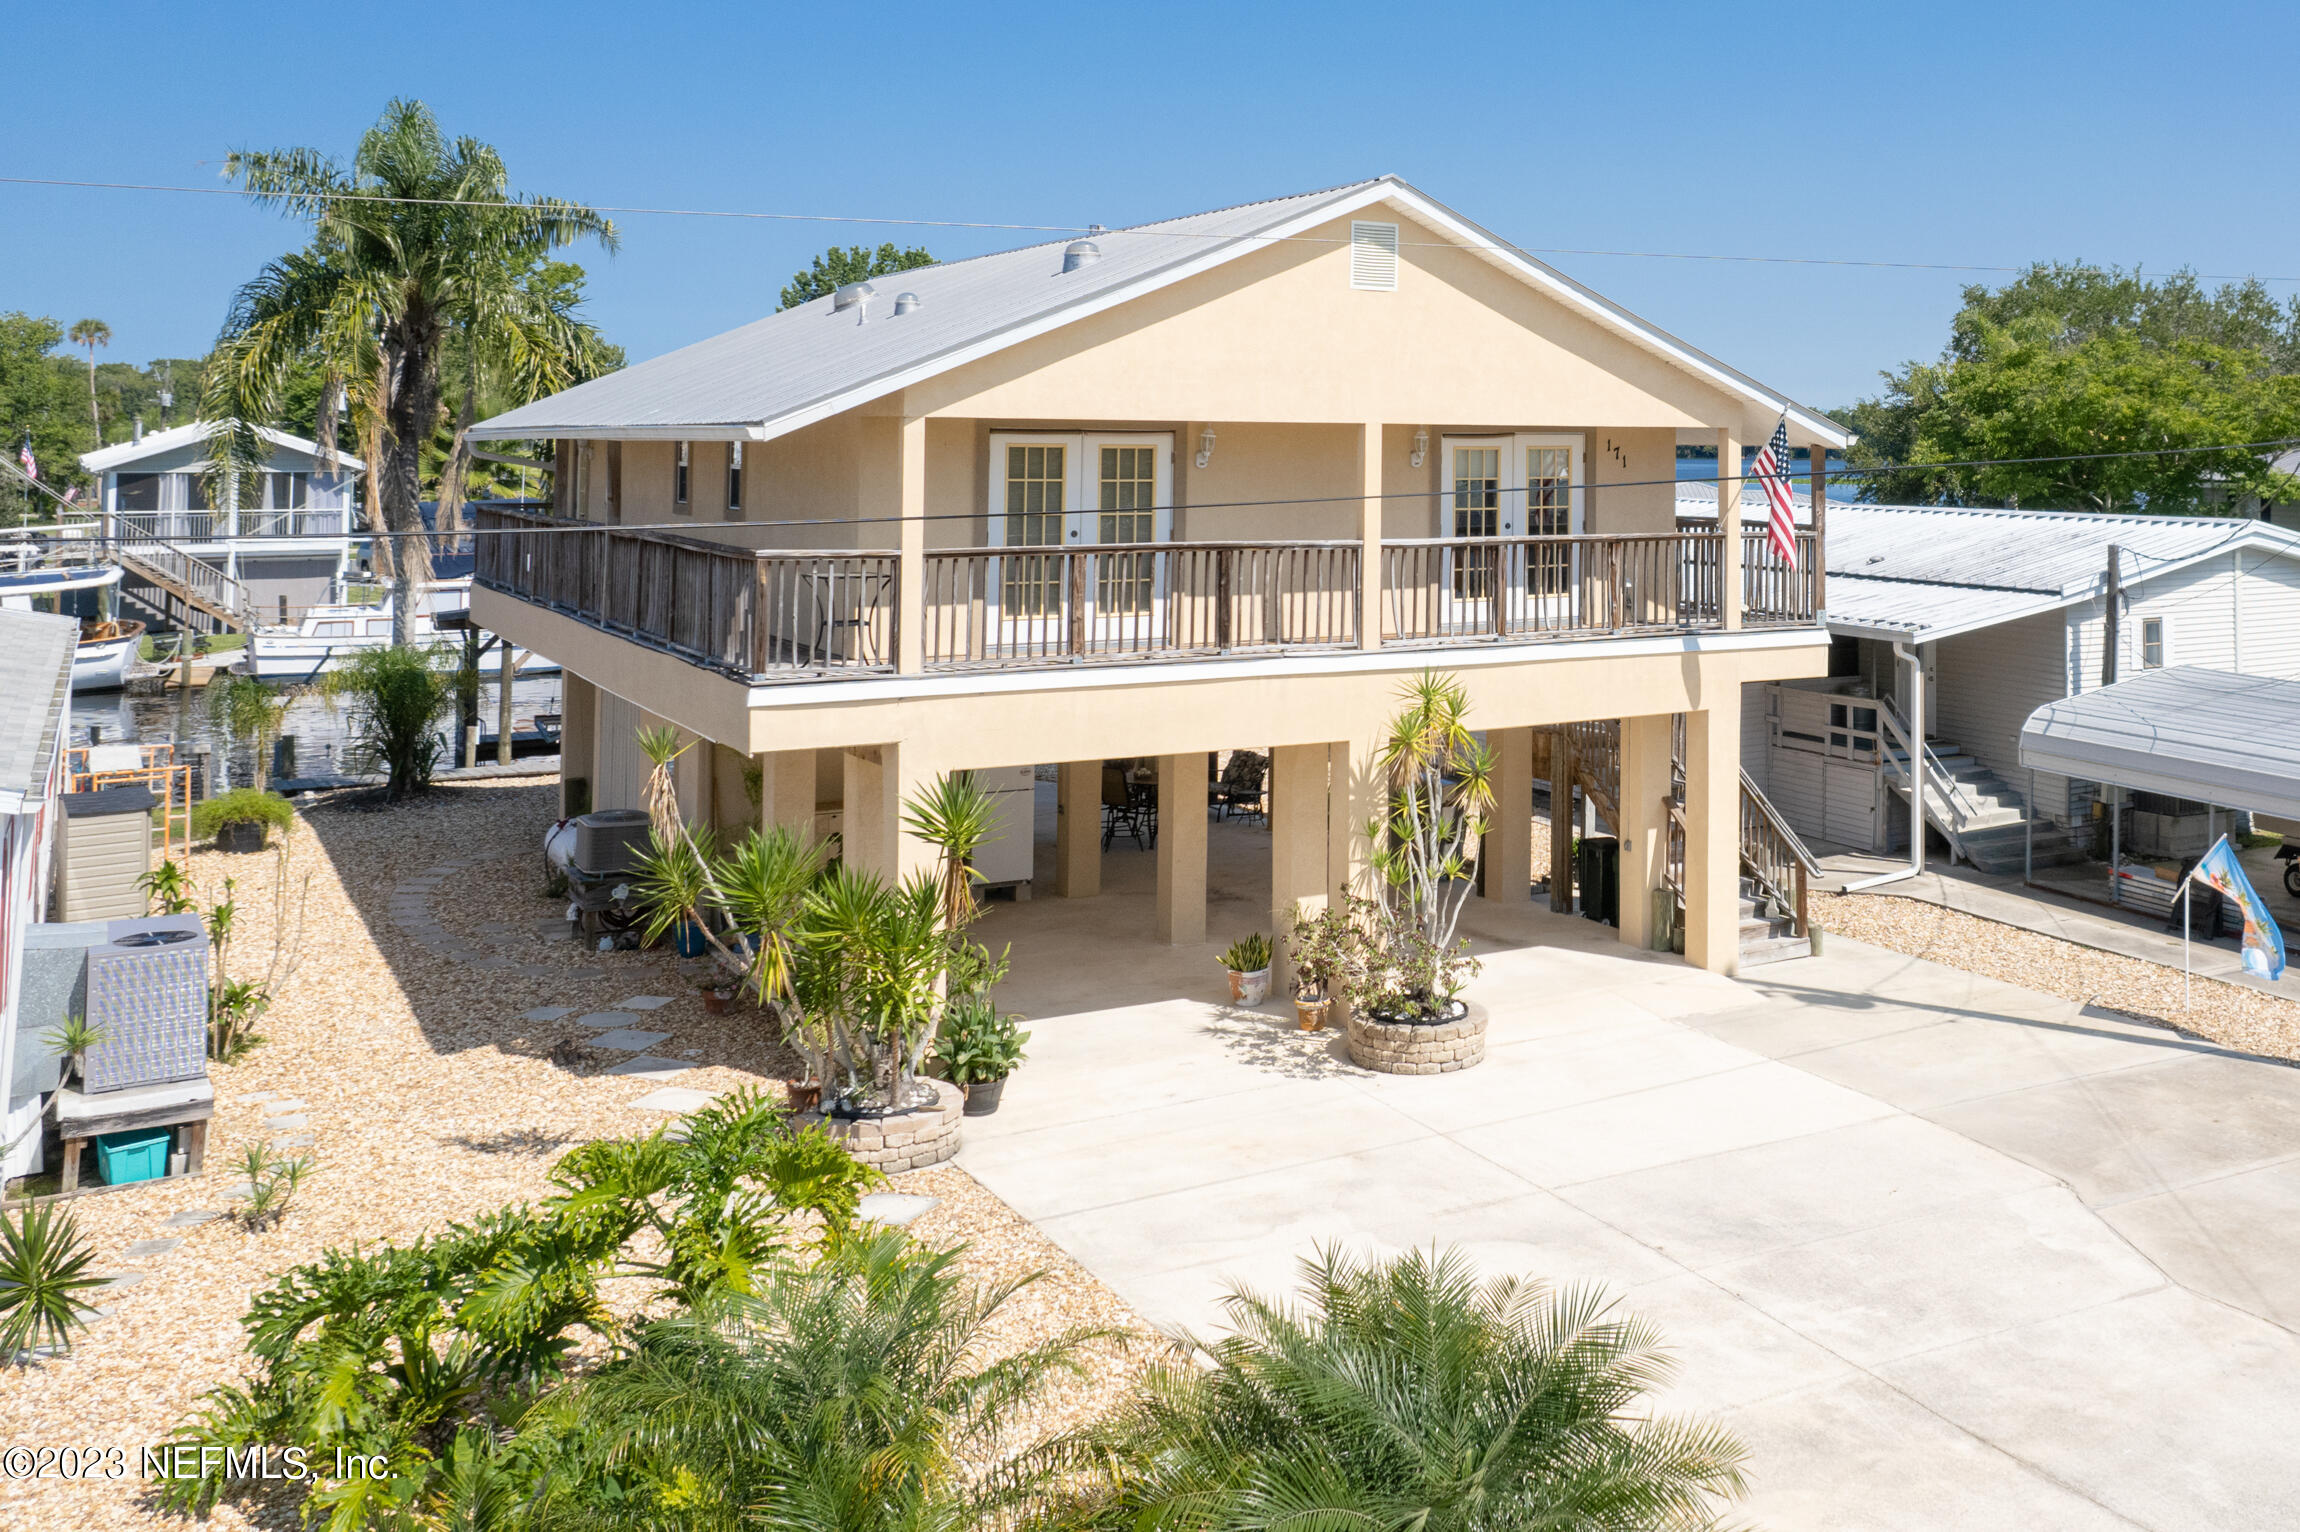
left=5, top=173, right=2298, bottom=284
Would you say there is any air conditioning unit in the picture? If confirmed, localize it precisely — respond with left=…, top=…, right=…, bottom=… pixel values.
left=572, top=809, right=653, bottom=879
left=83, top=914, right=209, bottom=1094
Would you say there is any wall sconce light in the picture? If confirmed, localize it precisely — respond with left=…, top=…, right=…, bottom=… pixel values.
left=1196, top=426, right=1217, bottom=470
left=1410, top=428, right=1429, bottom=469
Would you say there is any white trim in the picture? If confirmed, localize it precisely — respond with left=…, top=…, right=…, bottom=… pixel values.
left=478, top=178, right=1851, bottom=451
left=80, top=421, right=366, bottom=474
left=744, top=623, right=1824, bottom=709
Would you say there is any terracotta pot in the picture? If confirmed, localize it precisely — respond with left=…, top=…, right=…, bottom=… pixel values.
left=702, top=990, right=730, bottom=1015
left=1227, top=966, right=1272, bottom=1006
left=784, top=1080, right=821, bottom=1113
left=1295, top=998, right=1331, bottom=1032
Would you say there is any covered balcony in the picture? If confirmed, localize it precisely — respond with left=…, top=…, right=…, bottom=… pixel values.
left=471, top=505, right=1820, bottom=685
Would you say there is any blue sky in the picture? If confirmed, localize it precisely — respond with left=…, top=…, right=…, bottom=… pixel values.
left=6, top=0, right=2295, bottom=409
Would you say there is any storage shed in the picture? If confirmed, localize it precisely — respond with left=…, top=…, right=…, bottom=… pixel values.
left=55, top=786, right=156, bottom=922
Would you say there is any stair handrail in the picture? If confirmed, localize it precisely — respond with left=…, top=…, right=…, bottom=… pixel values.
left=106, top=526, right=254, bottom=629
left=1738, top=769, right=1816, bottom=936
left=1876, top=696, right=1985, bottom=827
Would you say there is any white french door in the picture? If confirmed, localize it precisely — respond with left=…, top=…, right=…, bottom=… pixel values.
left=1441, top=434, right=1582, bottom=628
left=987, top=432, right=1172, bottom=650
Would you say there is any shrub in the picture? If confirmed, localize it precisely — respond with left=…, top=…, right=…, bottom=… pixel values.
left=1073, top=1246, right=1747, bottom=1530
left=933, top=993, right=1029, bottom=1084
left=320, top=645, right=451, bottom=799
left=0, top=1202, right=106, bottom=1362
left=190, top=788, right=295, bottom=840
left=234, top=1143, right=310, bottom=1233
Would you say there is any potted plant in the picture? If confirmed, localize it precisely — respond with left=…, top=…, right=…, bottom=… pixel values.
left=934, top=994, right=1030, bottom=1116
left=700, top=981, right=732, bottom=1015
left=191, top=788, right=295, bottom=853
left=1286, top=903, right=1359, bottom=1031
left=1219, top=933, right=1275, bottom=1006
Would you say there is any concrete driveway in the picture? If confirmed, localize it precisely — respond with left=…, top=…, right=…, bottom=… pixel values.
left=965, top=892, right=2300, bottom=1531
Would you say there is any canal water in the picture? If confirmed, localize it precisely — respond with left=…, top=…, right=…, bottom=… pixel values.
left=70, top=673, right=565, bottom=794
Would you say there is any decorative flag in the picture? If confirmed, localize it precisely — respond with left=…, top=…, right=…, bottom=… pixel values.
left=1751, top=414, right=1798, bottom=569
left=16, top=438, right=34, bottom=481
left=2190, top=834, right=2286, bottom=980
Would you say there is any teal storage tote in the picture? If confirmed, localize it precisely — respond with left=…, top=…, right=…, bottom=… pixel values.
left=96, top=1128, right=171, bottom=1186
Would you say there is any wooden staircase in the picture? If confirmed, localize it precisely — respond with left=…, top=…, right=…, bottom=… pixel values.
left=112, top=537, right=253, bottom=632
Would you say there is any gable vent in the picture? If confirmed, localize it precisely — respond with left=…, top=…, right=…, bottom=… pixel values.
left=1349, top=220, right=1400, bottom=292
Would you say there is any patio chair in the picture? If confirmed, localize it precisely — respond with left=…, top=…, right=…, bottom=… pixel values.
left=1102, top=764, right=1156, bottom=850
left=1213, top=750, right=1268, bottom=826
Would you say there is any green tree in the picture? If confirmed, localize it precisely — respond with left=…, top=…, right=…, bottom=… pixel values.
left=778, top=241, right=936, bottom=310
left=1836, top=262, right=2300, bottom=510
left=0, top=313, right=91, bottom=524
left=66, top=318, right=109, bottom=445
left=1073, top=1246, right=1747, bottom=1531
left=202, top=98, right=620, bottom=645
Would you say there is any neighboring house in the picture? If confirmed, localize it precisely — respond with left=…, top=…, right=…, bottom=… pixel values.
left=81, top=423, right=364, bottom=626
left=1682, top=483, right=2300, bottom=871
left=0, top=609, right=77, bottom=1178
left=467, top=176, right=1849, bottom=974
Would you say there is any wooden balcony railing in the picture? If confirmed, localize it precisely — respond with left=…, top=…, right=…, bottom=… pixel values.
left=473, top=506, right=1820, bottom=686
left=920, top=541, right=1358, bottom=668
left=473, top=507, right=896, bottom=678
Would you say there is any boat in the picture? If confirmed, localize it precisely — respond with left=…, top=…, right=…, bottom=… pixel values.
left=0, top=548, right=143, bottom=692
left=243, top=575, right=560, bottom=681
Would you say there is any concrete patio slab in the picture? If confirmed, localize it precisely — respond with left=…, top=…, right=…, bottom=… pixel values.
left=959, top=849, right=2300, bottom=1529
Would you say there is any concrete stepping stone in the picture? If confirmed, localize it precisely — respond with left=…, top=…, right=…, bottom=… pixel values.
left=263, top=1114, right=309, bottom=1131
left=470, top=956, right=515, bottom=971
left=241, top=1091, right=280, bottom=1104
left=271, top=1132, right=316, bottom=1148
left=513, top=964, right=564, bottom=977
left=264, top=1098, right=308, bottom=1114
left=94, top=1272, right=145, bottom=1290
left=629, top=1086, right=720, bottom=1112
left=588, top=1028, right=671, bottom=1052
left=220, top=1180, right=254, bottom=1200
left=575, top=1011, right=641, bottom=1029
left=161, top=1210, right=220, bottom=1229
left=616, top=995, right=675, bottom=1011
left=522, top=1006, right=580, bottom=1022
left=602, top=1055, right=692, bottom=1079
left=857, top=1193, right=941, bottom=1227
left=565, top=969, right=608, bottom=982
left=122, top=1238, right=181, bottom=1259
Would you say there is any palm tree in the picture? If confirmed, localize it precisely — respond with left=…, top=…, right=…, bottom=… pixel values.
left=528, top=1230, right=1111, bottom=1531
left=67, top=318, right=109, bottom=444
left=202, top=99, right=618, bottom=647
left=1074, top=1246, right=1748, bottom=1531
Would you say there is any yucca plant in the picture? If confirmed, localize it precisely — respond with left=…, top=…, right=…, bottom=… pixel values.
left=42, top=1013, right=106, bottom=1087
left=0, top=1202, right=106, bottom=1362
left=235, top=1143, right=312, bottom=1233
left=1073, top=1245, right=1747, bottom=1531
left=1364, top=672, right=1495, bottom=1017
left=901, top=769, right=1002, bottom=931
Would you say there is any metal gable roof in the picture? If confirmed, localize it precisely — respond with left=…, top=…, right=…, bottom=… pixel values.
left=1676, top=486, right=2300, bottom=641
left=2020, top=667, right=2300, bottom=819
left=79, top=421, right=365, bottom=474
left=472, top=176, right=1849, bottom=449
left=0, top=609, right=77, bottom=817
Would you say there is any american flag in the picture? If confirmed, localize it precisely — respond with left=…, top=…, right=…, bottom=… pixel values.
left=1751, top=415, right=1798, bottom=569
left=15, top=439, right=34, bottom=482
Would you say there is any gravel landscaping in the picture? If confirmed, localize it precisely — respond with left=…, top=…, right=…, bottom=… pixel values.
left=0, top=780, right=1161, bottom=1531
left=1817, top=889, right=2300, bottom=1063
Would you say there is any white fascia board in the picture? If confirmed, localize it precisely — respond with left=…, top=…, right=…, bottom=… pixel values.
left=744, top=624, right=1825, bottom=710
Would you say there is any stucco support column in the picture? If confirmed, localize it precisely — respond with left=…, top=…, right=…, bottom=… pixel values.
left=896, top=415, right=927, bottom=674
left=1484, top=727, right=1534, bottom=903
left=841, top=743, right=933, bottom=884
left=1053, top=761, right=1101, bottom=898
left=1716, top=427, right=1744, bottom=631
left=1547, top=727, right=1576, bottom=913
left=1327, top=737, right=1380, bottom=905
left=1269, top=744, right=1330, bottom=989
left=1682, top=704, right=1741, bottom=975
left=1616, top=714, right=1675, bottom=951
left=757, top=748, right=817, bottom=839
left=1155, top=753, right=1209, bottom=945
left=559, top=673, right=597, bottom=818
left=1358, top=422, right=1384, bottom=651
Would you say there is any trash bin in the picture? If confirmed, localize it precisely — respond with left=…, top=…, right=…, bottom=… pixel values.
left=1575, top=835, right=1620, bottom=927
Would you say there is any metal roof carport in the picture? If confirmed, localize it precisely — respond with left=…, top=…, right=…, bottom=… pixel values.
left=2019, top=667, right=2300, bottom=819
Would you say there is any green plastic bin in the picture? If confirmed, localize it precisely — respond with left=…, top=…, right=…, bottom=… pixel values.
left=96, top=1128, right=172, bottom=1186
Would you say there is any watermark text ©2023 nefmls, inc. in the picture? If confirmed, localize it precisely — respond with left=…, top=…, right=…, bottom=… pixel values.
left=1, top=1444, right=391, bottom=1483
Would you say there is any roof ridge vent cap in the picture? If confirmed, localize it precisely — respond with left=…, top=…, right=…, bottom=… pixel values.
left=1061, top=239, right=1101, bottom=274
left=892, top=291, right=922, bottom=316
left=832, top=280, right=875, bottom=312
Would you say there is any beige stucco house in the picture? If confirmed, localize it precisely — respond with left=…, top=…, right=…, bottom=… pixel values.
left=469, top=176, right=1847, bottom=974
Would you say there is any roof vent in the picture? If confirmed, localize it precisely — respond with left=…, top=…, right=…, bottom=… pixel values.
left=1061, top=239, right=1101, bottom=274
left=832, top=280, right=875, bottom=313
left=892, top=291, right=922, bottom=316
